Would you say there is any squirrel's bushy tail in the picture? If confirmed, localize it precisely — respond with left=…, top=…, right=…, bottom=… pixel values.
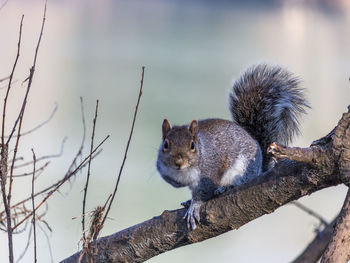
left=229, top=64, right=310, bottom=170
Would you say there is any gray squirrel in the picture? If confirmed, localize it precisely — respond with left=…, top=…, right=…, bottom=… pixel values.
left=156, top=64, right=309, bottom=230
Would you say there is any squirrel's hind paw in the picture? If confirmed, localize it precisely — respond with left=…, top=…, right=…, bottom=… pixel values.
left=183, top=200, right=202, bottom=230
left=181, top=199, right=191, bottom=208
left=214, top=185, right=233, bottom=196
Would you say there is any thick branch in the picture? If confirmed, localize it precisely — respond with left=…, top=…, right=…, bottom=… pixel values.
left=61, top=106, right=350, bottom=263
left=321, top=188, right=350, bottom=262
left=62, top=162, right=340, bottom=263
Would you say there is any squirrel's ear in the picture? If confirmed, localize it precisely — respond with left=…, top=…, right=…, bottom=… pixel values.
left=162, top=119, right=171, bottom=140
left=189, top=120, right=198, bottom=139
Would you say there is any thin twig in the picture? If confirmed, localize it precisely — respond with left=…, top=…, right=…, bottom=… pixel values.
left=102, top=66, right=145, bottom=225
left=6, top=1, right=46, bottom=145
left=0, top=76, right=10, bottom=83
left=0, top=100, right=85, bottom=221
left=13, top=137, right=67, bottom=169
left=7, top=103, right=58, bottom=139
left=2, top=148, right=102, bottom=216
left=11, top=161, right=49, bottom=177
left=37, top=223, right=54, bottom=263
left=15, top=223, right=32, bottom=263
left=0, top=0, right=9, bottom=11
left=12, top=135, right=110, bottom=230
left=2, top=15, right=23, bottom=146
left=1, top=21, right=24, bottom=261
left=7, top=3, right=47, bottom=236
left=31, top=149, right=37, bottom=263
left=0, top=145, right=12, bottom=262
left=82, top=100, right=99, bottom=240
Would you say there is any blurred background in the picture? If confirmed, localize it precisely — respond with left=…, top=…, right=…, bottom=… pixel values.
left=1, top=0, right=350, bottom=262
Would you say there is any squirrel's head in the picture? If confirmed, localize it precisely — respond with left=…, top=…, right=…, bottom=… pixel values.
left=158, top=119, right=199, bottom=170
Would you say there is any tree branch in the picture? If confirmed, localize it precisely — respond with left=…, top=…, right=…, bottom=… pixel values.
left=61, top=105, right=350, bottom=263
left=321, top=188, right=350, bottom=262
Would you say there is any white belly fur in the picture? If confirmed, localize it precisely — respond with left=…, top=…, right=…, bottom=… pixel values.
left=220, top=154, right=248, bottom=186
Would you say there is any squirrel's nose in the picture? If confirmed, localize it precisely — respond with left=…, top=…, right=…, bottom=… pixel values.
left=174, top=155, right=184, bottom=167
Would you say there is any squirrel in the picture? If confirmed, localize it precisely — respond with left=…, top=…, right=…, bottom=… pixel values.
left=156, top=64, right=309, bottom=230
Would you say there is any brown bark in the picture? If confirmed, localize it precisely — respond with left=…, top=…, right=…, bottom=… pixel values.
left=61, top=106, right=350, bottom=263
left=321, top=189, right=350, bottom=263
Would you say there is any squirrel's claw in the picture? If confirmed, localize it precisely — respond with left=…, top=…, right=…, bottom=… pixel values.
left=183, top=199, right=202, bottom=230
left=181, top=199, right=191, bottom=208
left=268, top=142, right=289, bottom=161
left=214, top=185, right=234, bottom=196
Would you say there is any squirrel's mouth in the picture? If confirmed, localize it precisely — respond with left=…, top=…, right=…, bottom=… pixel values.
left=175, top=162, right=191, bottom=170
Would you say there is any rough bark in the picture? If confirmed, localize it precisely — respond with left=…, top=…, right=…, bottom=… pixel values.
left=321, top=189, right=350, bottom=263
left=61, top=106, right=350, bottom=263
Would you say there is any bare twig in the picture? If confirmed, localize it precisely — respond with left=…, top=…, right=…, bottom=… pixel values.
left=1, top=21, right=24, bottom=260
left=37, top=223, right=54, bottom=263
left=0, top=145, right=12, bottom=262
left=0, top=0, right=9, bottom=11
left=69, top=97, right=86, bottom=176
left=0, top=76, right=10, bottom=83
left=6, top=0, right=46, bottom=145
left=15, top=224, right=32, bottom=263
left=7, top=5, right=47, bottom=240
left=12, top=161, right=49, bottom=177
left=12, top=135, right=110, bottom=230
left=31, top=149, right=37, bottom=263
left=2, top=147, right=101, bottom=217
left=0, top=98, right=85, bottom=230
left=8, top=103, right=58, bottom=139
left=102, top=66, right=145, bottom=225
left=1, top=14, right=23, bottom=146
left=82, top=100, right=99, bottom=240
left=13, top=137, right=66, bottom=169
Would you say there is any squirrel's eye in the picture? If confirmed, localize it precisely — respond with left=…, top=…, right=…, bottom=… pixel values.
left=163, top=139, right=169, bottom=150
left=190, top=141, right=195, bottom=150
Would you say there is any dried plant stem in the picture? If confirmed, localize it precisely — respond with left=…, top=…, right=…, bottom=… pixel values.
left=82, top=100, right=99, bottom=239
left=0, top=18, right=24, bottom=262
left=12, top=135, right=110, bottom=230
left=13, top=137, right=66, bottom=169
left=6, top=0, right=46, bottom=145
left=12, top=161, right=49, bottom=177
left=5, top=148, right=101, bottom=215
left=2, top=15, right=23, bottom=146
left=102, top=66, right=145, bottom=225
left=8, top=0, right=47, bottom=215
left=31, top=149, right=37, bottom=263
left=15, top=224, right=32, bottom=263
left=0, top=145, right=13, bottom=263
left=9, top=103, right=58, bottom=139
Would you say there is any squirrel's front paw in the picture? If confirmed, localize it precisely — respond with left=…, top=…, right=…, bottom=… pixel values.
left=268, top=142, right=288, bottom=161
left=183, top=200, right=202, bottom=230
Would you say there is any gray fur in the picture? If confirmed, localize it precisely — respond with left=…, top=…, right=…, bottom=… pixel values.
left=229, top=64, right=310, bottom=170
left=156, top=64, right=309, bottom=229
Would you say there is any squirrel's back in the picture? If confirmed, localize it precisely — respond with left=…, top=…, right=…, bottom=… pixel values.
left=229, top=64, right=310, bottom=171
